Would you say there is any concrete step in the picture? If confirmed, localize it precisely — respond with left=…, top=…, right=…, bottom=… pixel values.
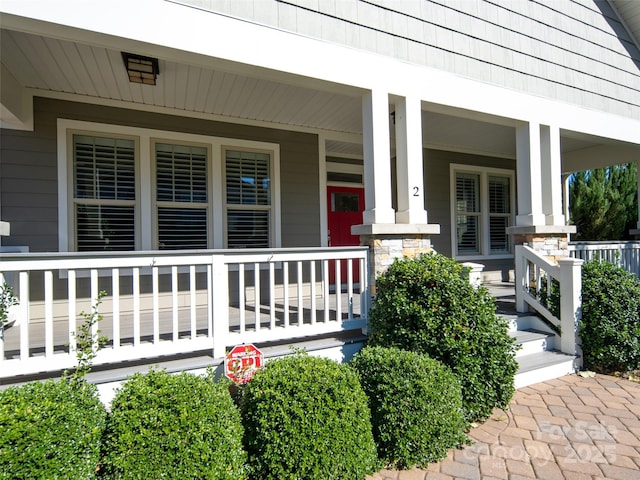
left=515, top=350, right=576, bottom=389
left=513, top=329, right=556, bottom=357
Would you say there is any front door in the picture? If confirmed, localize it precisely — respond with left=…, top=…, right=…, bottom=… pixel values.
left=327, top=186, right=364, bottom=284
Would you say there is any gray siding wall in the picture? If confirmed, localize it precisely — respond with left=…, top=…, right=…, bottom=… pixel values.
left=183, top=0, right=640, bottom=120
left=0, top=97, right=320, bottom=251
left=424, top=148, right=516, bottom=257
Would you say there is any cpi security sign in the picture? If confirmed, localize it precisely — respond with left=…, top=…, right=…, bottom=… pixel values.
left=224, top=344, right=264, bottom=384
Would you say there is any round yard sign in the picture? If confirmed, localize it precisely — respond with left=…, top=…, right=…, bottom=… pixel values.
left=224, top=344, right=264, bottom=384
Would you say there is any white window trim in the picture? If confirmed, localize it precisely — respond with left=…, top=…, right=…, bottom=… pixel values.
left=449, top=163, right=515, bottom=261
left=58, top=119, right=281, bottom=252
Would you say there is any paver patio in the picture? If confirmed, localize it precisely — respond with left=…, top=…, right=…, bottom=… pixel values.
left=368, top=374, right=640, bottom=480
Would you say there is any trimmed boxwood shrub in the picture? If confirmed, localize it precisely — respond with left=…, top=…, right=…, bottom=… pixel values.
left=580, top=259, right=640, bottom=373
left=350, top=346, right=469, bottom=469
left=241, top=352, right=379, bottom=480
left=100, top=369, right=246, bottom=480
left=368, top=252, right=518, bottom=422
left=0, top=380, right=106, bottom=480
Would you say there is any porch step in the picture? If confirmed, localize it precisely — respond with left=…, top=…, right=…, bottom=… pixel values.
left=514, top=350, right=576, bottom=389
left=506, top=314, right=576, bottom=389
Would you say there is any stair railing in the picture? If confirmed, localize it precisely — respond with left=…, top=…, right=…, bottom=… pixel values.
left=514, top=245, right=583, bottom=361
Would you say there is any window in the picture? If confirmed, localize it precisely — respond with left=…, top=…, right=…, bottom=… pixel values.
left=155, top=143, right=208, bottom=249
left=61, top=120, right=280, bottom=252
left=225, top=150, right=271, bottom=248
left=73, top=135, right=136, bottom=251
left=451, top=165, right=514, bottom=258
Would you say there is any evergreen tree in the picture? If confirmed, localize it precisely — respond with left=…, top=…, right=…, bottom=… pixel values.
left=569, top=163, right=638, bottom=241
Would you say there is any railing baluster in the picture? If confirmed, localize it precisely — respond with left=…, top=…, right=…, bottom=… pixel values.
left=172, top=266, right=179, bottom=341
left=238, top=264, right=245, bottom=333
left=190, top=265, right=196, bottom=339
left=323, top=260, right=329, bottom=323
left=347, top=259, right=354, bottom=320
left=152, top=265, right=159, bottom=344
left=254, top=262, right=260, bottom=329
left=133, top=267, right=140, bottom=347
left=44, top=270, right=53, bottom=357
left=335, top=260, right=341, bottom=322
left=112, top=269, right=120, bottom=349
left=283, top=261, right=289, bottom=328
left=19, top=271, right=29, bottom=361
left=269, top=262, right=276, bottom=329
left=310, top=260, right=316, bottom=325
left=68, top=270, right=76, bottom=352
left=297, top=261, right=303, bottom=325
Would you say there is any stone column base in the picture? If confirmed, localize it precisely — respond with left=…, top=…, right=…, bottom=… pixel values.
left=352, top=223, right=440, bottom=294
left=506, top=225, right=576, bottom=263
left=630, top=229, right=640, bottom=240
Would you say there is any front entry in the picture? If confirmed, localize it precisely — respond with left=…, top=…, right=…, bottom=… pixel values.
left=327, top=186, right=364, bottom=284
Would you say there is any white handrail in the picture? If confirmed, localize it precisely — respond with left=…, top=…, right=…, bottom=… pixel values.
left=569, top=241, right=640, bottom=277
left=0, top=247, right=369, bottom=379
left=514, top=245, right=583, bottom=359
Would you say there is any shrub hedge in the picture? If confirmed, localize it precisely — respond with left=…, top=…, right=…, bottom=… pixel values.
left=0, top=380, right=106, bottom=480
left=368, top=252, right=518, bottom=421
left=350, top=346, right=469, bottom=469
left=100, top=369, right=246, bottom=480
left=580, top=259, right=640, bottom=373
left=241, top=352, right=379, bottom=480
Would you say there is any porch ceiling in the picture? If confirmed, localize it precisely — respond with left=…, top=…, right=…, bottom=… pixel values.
left=0, top=28, right=609, bottom=159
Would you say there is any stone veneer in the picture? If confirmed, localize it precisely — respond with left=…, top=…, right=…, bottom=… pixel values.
left=507, top=225, right=577, bottom=264
left=352, top=224, right=440, bottom=294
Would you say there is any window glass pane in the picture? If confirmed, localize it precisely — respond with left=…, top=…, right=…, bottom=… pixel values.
left=226, top=151, right=271, bottom=206
left=489, top=216, right=510, bottom=253
left=456, top=215, right=479, bottom=254
left=489, top=176, right=510, bottom=214
left=156, top=143, right=207, bottom=203
left=227, top=210, right=269, bottom=248
left=331, top=193, right=359, bottom=212
left=456, top=173, right=480, bottom=213
left=76, top=205, right=135, bottom=251
left=327, top=172, right=363, bottom=184
left=74, top=135, right=135, bottom=201
left=158, top=207, right=207, bottom=250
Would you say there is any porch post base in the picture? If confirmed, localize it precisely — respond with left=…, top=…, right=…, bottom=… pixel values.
left=507, top=225, right=576, bottom=264
left=630, top=228, right=640, bottom=240
left=352, top=223, right=440, bottom=295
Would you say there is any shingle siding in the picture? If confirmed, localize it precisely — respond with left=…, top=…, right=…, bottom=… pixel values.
left=179, top=0, right=640, bottom=119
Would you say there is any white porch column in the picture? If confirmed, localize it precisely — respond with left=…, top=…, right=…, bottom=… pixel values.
left=395, top=96, right=428, bottom=224
left=361, top=89, right=395, bottom=225
left=636, top=159, right=640, bottom=230
left=515, top=122, right=546, bottom=226
left=540, top=124, right=565, bottom=226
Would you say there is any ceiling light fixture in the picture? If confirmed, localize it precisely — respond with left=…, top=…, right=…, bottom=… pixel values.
left=122, top=52, right=159, bottom=85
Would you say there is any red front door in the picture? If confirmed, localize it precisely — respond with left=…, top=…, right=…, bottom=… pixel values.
left=327, top=186, right=364, bottom=284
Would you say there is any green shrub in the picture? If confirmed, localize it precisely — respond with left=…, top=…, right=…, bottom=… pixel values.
left=0, top=380, right=106, bottom=480
left=580, top=259, right=640, bottom=373
left=241, top=352, right=379, bottom=480
left=100, top=369, right=247, bottom=480
left=368, top=252, right=518, bottom=421
left=350, top=346, right=469, bottom=469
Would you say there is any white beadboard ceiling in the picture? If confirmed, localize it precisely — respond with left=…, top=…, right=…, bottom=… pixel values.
left=1, top=28, right=599, bottom=157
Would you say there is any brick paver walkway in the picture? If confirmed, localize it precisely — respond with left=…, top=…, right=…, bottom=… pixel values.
left=368, top=374, right=640, bottom=480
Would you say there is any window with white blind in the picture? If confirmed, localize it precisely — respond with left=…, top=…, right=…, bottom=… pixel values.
left=155, top=143, right=209, bottom=249
left=451, top=165, right=514, bottom=258
left=61, top=120, right=280, bottom=252
left=225, top=150, right=272, bottom=248
left=73, top=135, right=136, bottom=251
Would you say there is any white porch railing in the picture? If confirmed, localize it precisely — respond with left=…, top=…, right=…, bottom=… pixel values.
left=514, top=245, right=583, bottom=358
left=569, top=241, right=640, bottom=277
left=0, top=247, right=369, bottom=379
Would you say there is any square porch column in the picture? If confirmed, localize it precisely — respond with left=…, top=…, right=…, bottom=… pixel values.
left=394, top=95, right=428, bottom=225
left=361, top=89, right=395, bottom=225
left=515, top=122, right=546, bottom=227
left=541, top=124, right=565, bottom=226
